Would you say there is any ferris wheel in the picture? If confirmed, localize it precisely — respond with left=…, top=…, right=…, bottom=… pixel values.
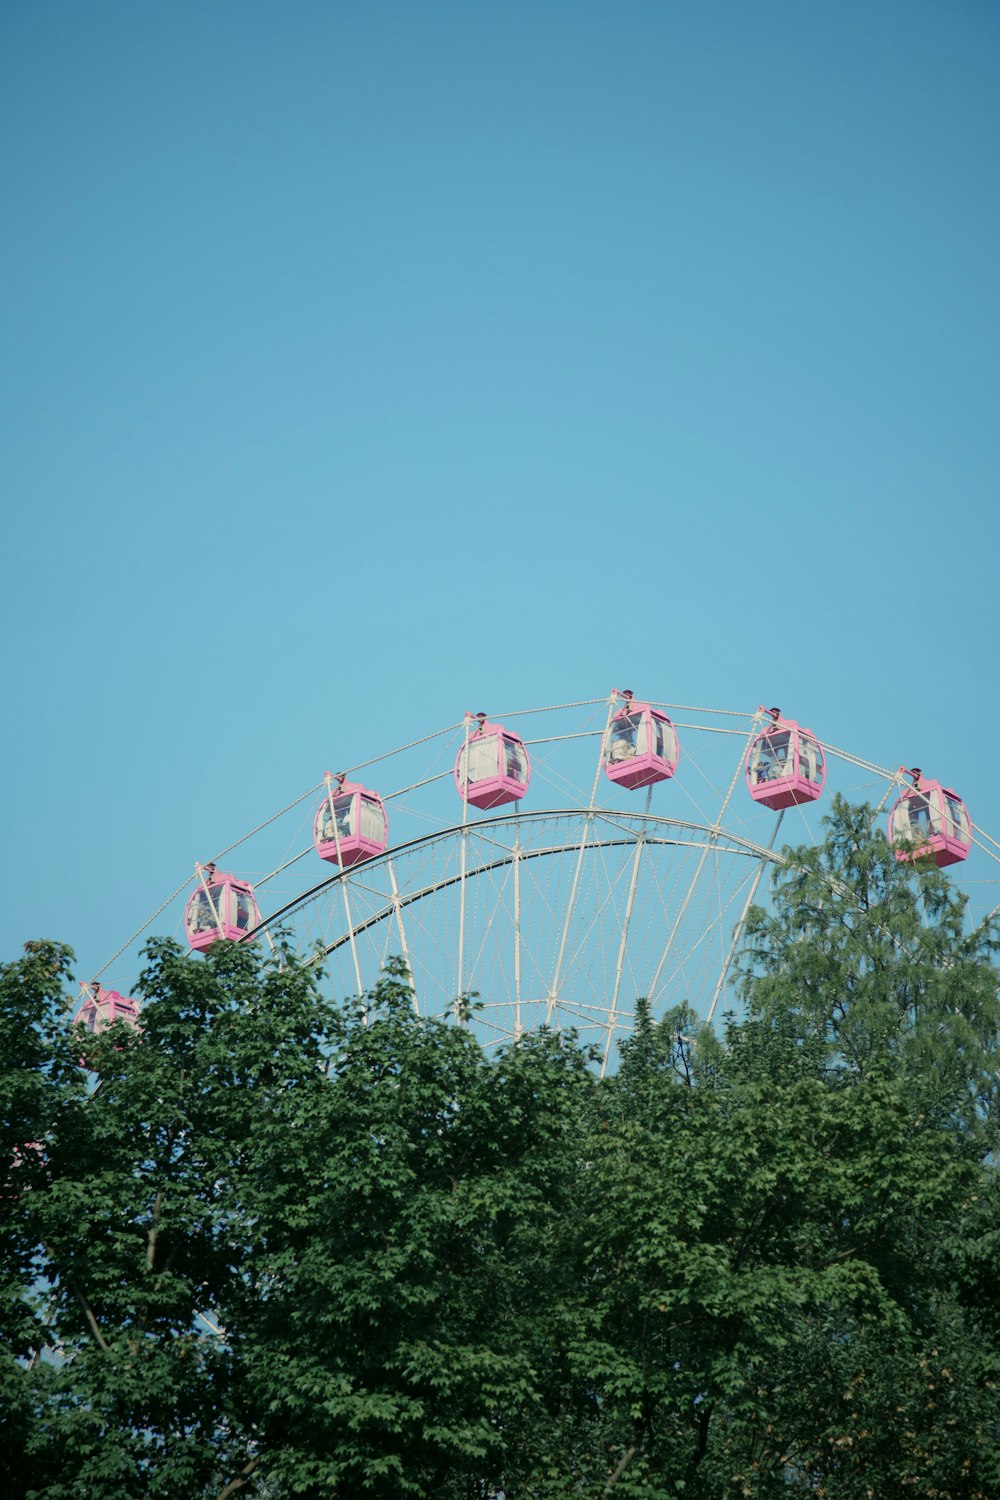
left=84, top=693, right=1000, bottom=1071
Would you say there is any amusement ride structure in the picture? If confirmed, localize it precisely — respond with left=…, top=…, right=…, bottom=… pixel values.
left=77, top=693, right=998, bottom=1070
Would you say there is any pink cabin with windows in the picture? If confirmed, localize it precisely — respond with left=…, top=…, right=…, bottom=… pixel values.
left=888, top=771, right=972, bottom=868
left=746, top=709, right=826, bottom=811
left=455, top=716, right=531, bottom=810
left=314, top=776, right=389, bottom=867
left=185, top=868, right=261, bottom=951
left=603, top=698, right=680, bottom=791
left=72, top=984, right=140, bottom=1035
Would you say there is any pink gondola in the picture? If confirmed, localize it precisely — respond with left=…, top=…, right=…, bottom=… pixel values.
left=185, top=866, right=261, bottom=951
left=72, top=983, right=140, bottom=1035
left=603, top=693, right=680, bottom=791
left=888, top=769, right=972, bottom=869
left=455, top=714, right=531, bottom=810
left=746, top=707, right=826, bottom=811
left=314, top=774, right=389, bottom=867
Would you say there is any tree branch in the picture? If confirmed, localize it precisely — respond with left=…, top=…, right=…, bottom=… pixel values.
left=216, top=1456, right=260, bottom=1500
left=602, top=1442, right=640, bottom=1495
left=71, top=1284, right=109, bottom=1351
left=42, top=1241, right=110, bottom=1353
left=146, top=1189, right=163, bottom=1271
left=688, top=1401, right=713, bottom=1473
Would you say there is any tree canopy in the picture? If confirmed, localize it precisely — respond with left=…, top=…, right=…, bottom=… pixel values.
left=2, top=799, right=998, bottom=1498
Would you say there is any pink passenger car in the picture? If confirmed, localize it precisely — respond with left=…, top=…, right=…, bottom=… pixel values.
left=314, top=776, right=389, bottom=867
left=888, top=771, right=972, bottom=868
left=603, top=697, right=680, bottom=791
left=185, top=867, right=261, bottom=951
left=455, top=716, right=531, bottom=810
left=72, top=983, right=140, bottom=1035
left=746, top=708, right=825, bottom=811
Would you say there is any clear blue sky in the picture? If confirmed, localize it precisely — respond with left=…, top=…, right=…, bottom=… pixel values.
left=2, top=0, right=998, bottom=990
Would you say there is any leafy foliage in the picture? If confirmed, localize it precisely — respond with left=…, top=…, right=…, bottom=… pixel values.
left=1, top=800, right=998, bottom=1497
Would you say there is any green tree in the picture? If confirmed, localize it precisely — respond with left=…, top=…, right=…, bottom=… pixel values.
left=1, top=799, right=998, bottom=1498
left=0, top=938, right=598, bottom=1498
left=736, top=795, right=1000, bottom=1147
left=542, top=797, right=1000, bottom=1497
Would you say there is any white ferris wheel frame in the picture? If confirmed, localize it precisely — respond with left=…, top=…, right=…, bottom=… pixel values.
left=95, top=696, right=1000, bottom=1071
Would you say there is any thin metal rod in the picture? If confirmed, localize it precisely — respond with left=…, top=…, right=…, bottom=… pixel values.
left=341, top=879, right=362, bottom=999
left=93, top=870, right=196, bottom=981
left=386, top=857, right=417, bottom=1013
left=325, top=774, right=362, bottom=999
left=344, top=719, right=466, bottom=777
left=195, top=862, right=224, bottom=931
left=491, top=697, right=607, bottom=718
left=513, top=801, right=522, bottom=1037
left=457, top=714, right=472, bottom=1014
left=601, top=785, right=652, bottom=1074
left=648, top=711, right=764, bottom=1000
left=382, top=768, right=455, bottom=802
left=972, top=823, right=1000, bottom=855
left=872, top=770, right=903, bottom=817
left=648, top=701, right=755, bottom=718
left=545, top=692, right=618, bottom=1024
left=707, top=810, right=785, bottom=1023
left=522, top=730, right=603, bottom=746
